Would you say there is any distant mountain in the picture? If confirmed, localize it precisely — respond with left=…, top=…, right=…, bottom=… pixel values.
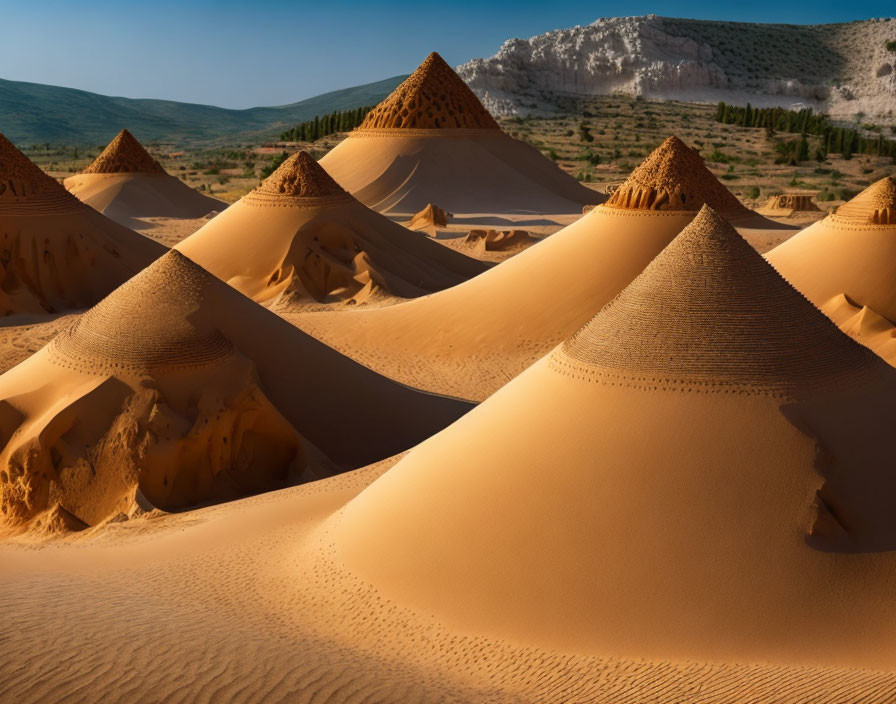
left=458, top=16, right=896, bottom=119
left=0, top=75, right=407, bottom=145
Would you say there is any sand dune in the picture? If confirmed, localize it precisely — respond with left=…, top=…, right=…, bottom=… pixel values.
left=176, top=152, right=486, bottom=307
left=334, top=205, right=896, bottom=672
left=0, top=250, right=471, bottom=534
left=766, top=176, right=896, bottom=363
left=320, top=52, right=603, bottom=217
left=293, top=136, right=779, bottom=400
left=65, top=129, right=224, bottom=227
left=0, top=133, right=165, bottom=316
left=4, top=208, right=896, bottom=702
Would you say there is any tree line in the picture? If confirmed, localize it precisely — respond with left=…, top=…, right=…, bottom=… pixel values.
left=280, top=106, right=374, bottom=142
left=715, top=102, right=896, bottom=162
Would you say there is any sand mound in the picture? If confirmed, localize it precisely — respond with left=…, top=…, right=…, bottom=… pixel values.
left=606, top=136, right=748, bottom=215
left=319, top=54, right=602, bottom=217
left=0, top=133, right=165, bottom=315
left=832, top=175, right=896, bottom=225
left=82, top=129, right=166, bottom=175
left=332, top=206, right=896, bottom=677
left=757, top=193, right=822, bottom=216
left=463, top=228, right=532, bottom=253
left=255, top=151, right=348, bottom=198
left=359, top=52, right=499, bottom=130
left=407, top=203, right=450, bottom=231
left=766, top=177, right=896, bottom=361
left=0, top=250, right=471, bottom=532
left=176, top=152, right=486, bottom=306
left=66, top=130, right=223, bottom=226
left=294, top=138, right=787, bottom=399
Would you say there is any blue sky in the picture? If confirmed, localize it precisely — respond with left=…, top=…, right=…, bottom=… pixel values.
left=2, top=0, right=893, bottom=109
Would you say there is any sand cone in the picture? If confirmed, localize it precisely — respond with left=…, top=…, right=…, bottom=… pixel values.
left=0, top=133, right=165, bottom=315
left=294, top=137, right=756, bottom=400
left=331, top=206, right=896, bottom=672
left=320, top=52, right=602, bottom=216
left=176, top=151, right=486, bottom=306
left=0, top=250, right=470, bottom=533
left=767, top=176, right=896, bottom=363
left=65, top=129, right=223, bottom=226
left=407, top=203, right=451, bottom=232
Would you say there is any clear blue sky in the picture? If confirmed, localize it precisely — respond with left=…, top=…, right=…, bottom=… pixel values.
left=2, top=0, right=893, bottom=109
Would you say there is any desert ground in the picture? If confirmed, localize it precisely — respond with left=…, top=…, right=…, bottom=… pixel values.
left=2, top=46, right=896, bottom=704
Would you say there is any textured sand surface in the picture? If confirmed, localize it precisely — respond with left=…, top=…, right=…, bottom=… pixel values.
left=0, top=251, right=471, bottom=534
left=0, top=133, right=165, bottom=316
left=3, top=209, right=895, bottom=702
left=767, top=177, right=896, bottom=364
left=176, top=152, right=486, bottom=307
left=292, top=137, right=787, bottom=401
left=757, top=193, right=822, bottom=217
left=66, top=129, right=225, bottom=228
left=320, top=53, right=602, bottom=216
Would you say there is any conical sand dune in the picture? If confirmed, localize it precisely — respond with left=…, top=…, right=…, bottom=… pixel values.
left=176, top=152, right=486, bottom=306
left=0, top=133, right=165, bottom=315
left=320, top=52, right=602, bottom=216
left=294, top=137, right=757, bottom=400
left=766, top=176, right=896, bottom=363
left=65, top=129, right=224, bottom=226
left=331, top=206, right=896, bottom=677
left=0, top=250, right=471, bottom=533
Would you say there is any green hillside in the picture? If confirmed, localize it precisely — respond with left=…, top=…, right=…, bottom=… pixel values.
left=0, top=75, right=407, bottom=146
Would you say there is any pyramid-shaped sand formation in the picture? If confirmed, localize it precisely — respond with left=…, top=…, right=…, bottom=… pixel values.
left=66, top=129, right=224, bottom=226
left=330, top=206, right=896, bottom=682
left=767, top=176, right=896, bottom=363
left=359, top=52, right=500, bottom=130
left=176, top=152, right=486, bottom=306
left=0, top=133, right=165, bottom=315
left=320, top=53, right=602, bottom=215
left=0, top=250, right=471, bottom=534
left=295, top=137, right=762, bottom=400
left=82, top=128, right=167, bottom=174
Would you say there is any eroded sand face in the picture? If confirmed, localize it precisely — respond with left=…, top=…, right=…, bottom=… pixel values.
left=767, top=177, right=896, bottom=365
left=0, top=251, right=471, bottom=535
left=176, top=152, right=486, bottom=308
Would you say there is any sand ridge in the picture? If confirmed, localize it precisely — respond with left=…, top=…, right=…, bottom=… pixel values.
left=82, top=129, right=166, bottom=175
left=358, top=52, right=500, bottom=131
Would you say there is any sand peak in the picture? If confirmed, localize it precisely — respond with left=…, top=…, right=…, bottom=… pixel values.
left=562, top=205, right=874, bottom=386
left=358, top=52, right=499, bottom=130
left=51, top=250, right=232, bottom=371
left=0, top=132, right=73, bottom=199
left=604, top=136, right=748, bottom=214
left=834, top=176, right=896, bottom=225
left=83, top=129, right=167, bottom=175
left=252, top=151, right=348, bottom=199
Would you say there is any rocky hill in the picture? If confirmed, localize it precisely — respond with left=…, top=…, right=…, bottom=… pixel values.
left=458, top=16, right=896, bottom=119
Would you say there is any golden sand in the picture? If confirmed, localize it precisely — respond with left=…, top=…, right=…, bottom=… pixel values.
left=82, top=129, right=166, bottom=175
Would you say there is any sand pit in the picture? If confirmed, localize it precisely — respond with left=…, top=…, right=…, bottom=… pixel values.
left=292, top=136, right=773, bottom=400
left=176, top=152, right=485, bottom=307
left=0, top=133, right=165, bottom=316
left=766, top=176, right=896, bottom=363
left=65, top=129, right=225, bottom=228
left=320, top=53, right=603, bottom=217
left=4, top=208, right=896, bottom=702
left=0, top=250, right=471, bottom=534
